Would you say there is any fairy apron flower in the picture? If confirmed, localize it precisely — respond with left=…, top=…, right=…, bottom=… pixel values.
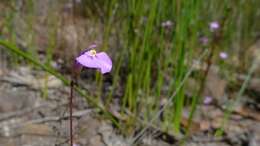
left=76, top=45, right=112, bottom=74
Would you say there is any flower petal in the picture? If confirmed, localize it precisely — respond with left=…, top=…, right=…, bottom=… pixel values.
left=88, top=44, right=97, bottom=49
left=96, top=52, right=112, bottom=74
left=76, top=52, right=112, bottom=74
left=76, top=54, right=99, bottom=69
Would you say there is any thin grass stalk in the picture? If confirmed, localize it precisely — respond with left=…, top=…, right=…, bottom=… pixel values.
left=215, top=61, right=258, bottom=136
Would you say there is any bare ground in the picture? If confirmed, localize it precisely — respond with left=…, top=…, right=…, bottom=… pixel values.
left=0, top=66, right=259, bottom=146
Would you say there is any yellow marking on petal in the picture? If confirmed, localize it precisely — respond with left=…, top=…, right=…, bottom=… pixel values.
left=89, top=49, right=97, bottom=57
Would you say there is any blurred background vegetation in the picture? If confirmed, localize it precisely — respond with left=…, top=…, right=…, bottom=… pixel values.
left=0, top=0, right=259, bottom=139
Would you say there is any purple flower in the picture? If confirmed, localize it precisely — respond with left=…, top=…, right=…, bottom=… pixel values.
left=203, top=96, right=212, bottom=105
left=219, top=52, right=228, bottom=59
left=161, top=20, right=173, bottom=28
left=199, top=36, right=209, bottom=46
left=76, top=45, right=112, bottom=74
left=209, top=21, right=220, bottom=32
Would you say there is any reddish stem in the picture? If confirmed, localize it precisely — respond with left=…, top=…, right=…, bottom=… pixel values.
left=70, top=80, right=74, bottom=146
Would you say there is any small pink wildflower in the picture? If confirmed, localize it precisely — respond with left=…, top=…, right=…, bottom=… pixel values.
left=203, top=96, right=212, bottom=105
left=209, top=21, right=220, bottom=32
left=76, top=45, right=112, bottom=74
left=219, top=52, right=228, bottom=59
left=161, top=20, right=173, bottom=28
left=162, top=20, right=172, bottom=27
left=199, top=36, right=209, bottom=46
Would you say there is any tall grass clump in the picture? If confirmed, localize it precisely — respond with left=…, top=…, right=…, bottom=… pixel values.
left=114, top=0, right=206, bottom=135
left=106, top=0, right=260, bottom=138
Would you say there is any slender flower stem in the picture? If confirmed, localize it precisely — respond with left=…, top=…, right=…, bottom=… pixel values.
left=71, top=1, right=76, bottom=144
left=70, top=80, right=74, bottom=146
